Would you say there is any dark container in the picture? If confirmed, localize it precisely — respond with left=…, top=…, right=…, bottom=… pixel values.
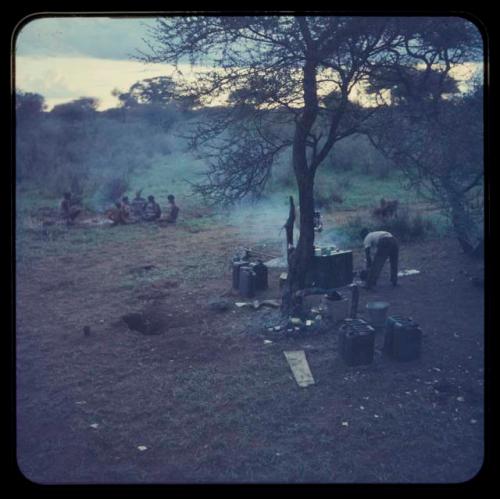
left=339, top=319, right=375, bottom=366
left=384, top=316, right=422, bottom=361
left=250, top=260, right=268, bottom=291
left=232, top=260, right=248, bottom=290
left=239, top=267, right=256, bottom=298
left=307, top=250, right=353, bottom=289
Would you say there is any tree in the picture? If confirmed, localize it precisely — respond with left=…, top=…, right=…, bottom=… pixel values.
left=113, top=76, right=176, bottom=108
left=366, top=65, right=459, bottom=105
left=16, top=91, right=47, bottom=181
left=51, top=97, right=99, bottom=122
left=365, top=82, right=483, bottom=257
left=16, top=91, right=46, bottom=120
left=113, top=76, right=200, bottom=111
left=111, top=76, right=196, bottom=130
left=141, top=16, right=481, bottom=311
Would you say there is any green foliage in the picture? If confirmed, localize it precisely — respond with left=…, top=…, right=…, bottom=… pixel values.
left=266, top=133, right=422, bottom=211
left=314, top=178, right=348, bottom=210
left=16, top=101, right=184, bottom=207
left=366, top=84, right=484, bottom=255
left=336, top=207, right=443, bottom=246
left=51, top=97, right=99, bottom=122
left=328, top=134, right=390, bottom=176
left=377, top=207, right=434, bottom=242
left=114, top=76, right=199, bottom=112
left=313, top=168, right=421, bottom=212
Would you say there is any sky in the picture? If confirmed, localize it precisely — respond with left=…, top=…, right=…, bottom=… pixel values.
left=15, top=16, right=180, bottom=109
left=14, top=16, right=483, bottom=111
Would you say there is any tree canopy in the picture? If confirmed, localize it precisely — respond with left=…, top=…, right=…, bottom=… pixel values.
left=141, top=15, right=482, bottom=302
left=141, top=16, right=481, bottom=203
left=51, top=97, right=99, bottom=122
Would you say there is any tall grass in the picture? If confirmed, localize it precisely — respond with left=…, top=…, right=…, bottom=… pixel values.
left=329, top=206, right=451, bottom=246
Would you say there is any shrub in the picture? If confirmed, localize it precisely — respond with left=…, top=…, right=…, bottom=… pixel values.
left=378, top=207, right=435, bottom=242
left=337, top=208, right=436, bottom=246
left=314, top=177, right=350, bottom=210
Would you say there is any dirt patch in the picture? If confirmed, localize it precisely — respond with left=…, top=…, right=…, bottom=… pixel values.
left=16, top=215, right=484, bottom=484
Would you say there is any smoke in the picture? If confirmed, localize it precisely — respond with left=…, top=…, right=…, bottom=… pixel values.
left=225, top=195, right=299, bottom=254
left=317, top=226, right=353, bottom=250
left=225, top=194, right=357, bottom=256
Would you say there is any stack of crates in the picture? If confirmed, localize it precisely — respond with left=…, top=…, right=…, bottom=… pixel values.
left=338, top=318, right=375, bottom=366
left=383, top=316, right=422, bottom=361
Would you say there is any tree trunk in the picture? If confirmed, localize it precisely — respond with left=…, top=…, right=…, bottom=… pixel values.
left=281, top=39, right=319, bottom=316
left=284, top=196, right=296, bottom=266
left=281, top=174, right=316, bottom=317
left=282, top=145, right=316, bottom=316
left=293, top=174, right=315, bottom=289
left=446, top=186, right=483, bottom=258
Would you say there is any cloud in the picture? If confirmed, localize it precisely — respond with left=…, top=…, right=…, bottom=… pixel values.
left=15, top=55, right=177, bottom=109
left=15, top=53, right=224, bottom=111
left=15, top=16, right=155, bottom=60
left=14, top=17, right=483, bottom=111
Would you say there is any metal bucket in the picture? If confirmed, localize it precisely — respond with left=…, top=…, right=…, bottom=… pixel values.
left=322, top=295, right=350, bottom=323
left=365, top=301, right=390, bottom=328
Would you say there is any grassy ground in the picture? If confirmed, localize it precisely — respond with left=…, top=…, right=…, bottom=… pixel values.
left=314, top=168, right=423, bottom=211
left=15, top=197, right=484, bottom=484
left=16, top=141, right=483, bottom=485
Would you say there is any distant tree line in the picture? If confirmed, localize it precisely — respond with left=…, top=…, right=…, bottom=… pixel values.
left=16, top=24, right=484, bottom=262
left=15, top=76, right=197, bottom=208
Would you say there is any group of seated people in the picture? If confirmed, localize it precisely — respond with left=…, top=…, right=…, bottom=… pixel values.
left=60, top=190, right=179, bottom=226
left=107, top=191, right=179, bottom=225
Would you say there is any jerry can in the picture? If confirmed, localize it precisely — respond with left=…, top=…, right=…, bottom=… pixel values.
left=232, top=260, right=248, bottom=289
left=239, top=267, right=256, bottom=298
left=384, top=316, right=422, bottom=361
left=339, top=318, right=375, bottom=366
left=250, top=260, right=268, bottom=291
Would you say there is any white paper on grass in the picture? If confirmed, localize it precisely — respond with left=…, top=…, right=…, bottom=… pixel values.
left=284, top=350, right=315, bottom=387
left=397, top=269, right=420, bottom=277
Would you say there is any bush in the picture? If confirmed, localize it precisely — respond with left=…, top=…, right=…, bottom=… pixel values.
left=336, top=208, right=436, bottom=246
left=314, top=177, right=351, bottom=210
left=378, top=208, right=435, bottom=242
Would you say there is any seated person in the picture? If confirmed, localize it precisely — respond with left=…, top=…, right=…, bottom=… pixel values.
left=142, top=195, right=161, bottom=221
left=60, top=192, right=81, bottom=225
left=131, top=190, right=146, bottom=220
left=107, top=201, right=128, bottom=225
left=164, top=194, right=179, bottom=223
